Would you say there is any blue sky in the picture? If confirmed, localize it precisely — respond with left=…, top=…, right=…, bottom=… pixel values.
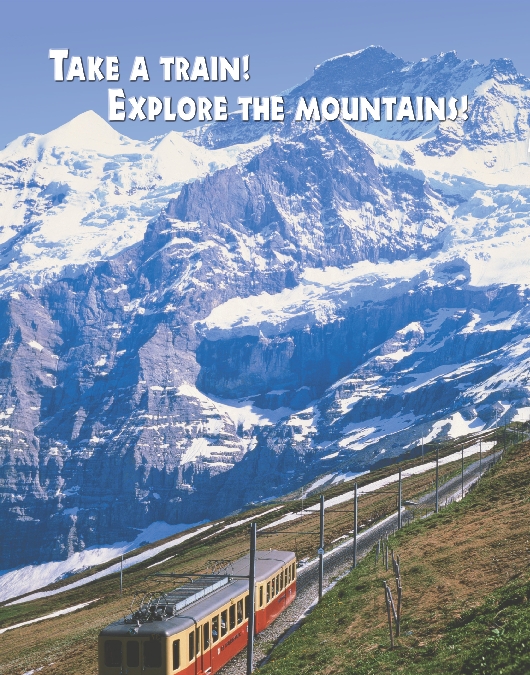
left=1, top=0, right=530, bottom=147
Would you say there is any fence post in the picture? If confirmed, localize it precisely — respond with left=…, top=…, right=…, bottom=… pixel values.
left=384, top=582, right=394, bottom=649
left=396, top=583, right=402, bottom=637
left=246, top=523, right=257, bottom=675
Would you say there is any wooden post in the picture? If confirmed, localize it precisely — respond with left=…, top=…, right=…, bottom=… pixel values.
left=246, top=523, right=257, bottom=675
left=396, top=583, right=402, bottom=637
left=120, top=554, right=123, bottom=596
left=384, top=582, right=394, bottom=649
left=479, top=438, right=482, bottom=477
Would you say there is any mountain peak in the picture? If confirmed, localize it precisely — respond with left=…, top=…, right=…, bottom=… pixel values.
left=316, top=45, right=405, bottom=73
left=41, top=110, right=135, bottom=154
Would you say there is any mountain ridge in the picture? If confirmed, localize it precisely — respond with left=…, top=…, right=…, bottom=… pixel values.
left=1, top=45, right=530, bottom=570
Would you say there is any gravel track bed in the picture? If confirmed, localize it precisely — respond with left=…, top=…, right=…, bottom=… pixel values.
left=218, top=453, right=497, bottom=675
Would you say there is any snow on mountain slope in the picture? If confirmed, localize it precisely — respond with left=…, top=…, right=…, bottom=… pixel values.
left=1, top=522, right=213, bottom=605
left=2, top=46, right=530, bottom=570
left=0, top=111, right=268, bottom=290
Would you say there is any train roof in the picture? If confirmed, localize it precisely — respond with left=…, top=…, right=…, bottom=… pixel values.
left=100, top=550, right=295, bottom=639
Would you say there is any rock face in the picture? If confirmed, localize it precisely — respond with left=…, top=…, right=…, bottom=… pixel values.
left=1, top=47, right=530, bottom=568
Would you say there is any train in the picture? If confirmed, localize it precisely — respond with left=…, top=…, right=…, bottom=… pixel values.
left=98, top=550, right=296, bottom=675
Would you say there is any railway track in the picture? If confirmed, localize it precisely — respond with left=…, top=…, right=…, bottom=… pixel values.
left=218, top=451, right=498, bottom=674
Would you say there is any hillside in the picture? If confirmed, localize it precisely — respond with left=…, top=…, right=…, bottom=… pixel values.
left=0, top=431, right=513, bottom=675
left=259, top=437, right=530, bottom=675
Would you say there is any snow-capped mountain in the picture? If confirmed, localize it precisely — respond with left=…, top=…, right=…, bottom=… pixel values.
left=0, top=110, right=268, bottom=290
left=1, top=46, right=530, bottom=571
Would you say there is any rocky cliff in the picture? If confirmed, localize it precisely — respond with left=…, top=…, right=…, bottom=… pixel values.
left=1, top=47, right=530, bottom=568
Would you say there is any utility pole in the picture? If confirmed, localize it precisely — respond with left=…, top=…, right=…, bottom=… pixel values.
left=461, top=444, right=464, bottom=499
left=435, top=447, right=439, bottom=513
left=353, top=482, right=358, bottom=569
left=319, top=495, right=324, bottom=601
left=246, top=523, right=257, bottom=675
left=397, top=469, right=402, bottom=529
left=120, top=554, right=123, bottom=595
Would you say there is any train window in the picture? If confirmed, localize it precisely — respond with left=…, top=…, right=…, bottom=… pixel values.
left=266, top=581, right=270, bottom=602
left=245, top=594, right=249, bottom=619
left=287, top=566, right=291, bottom=584
left=292, top=563, right=296, bottom=579
left=203, top=622, right=210, bottom=649
left=285, top=568, right=288, bottom=587
left=172, top=640, right=180, bottom=670
left=196, top=627, right=201, bottom=656
left=277, top=574, right=281, bottom=592
left=260, top=585, right=263, bottom=607
left=189, top=631, right=194, bottom=662
left=221, top=610, right=227, bottom=637
left=212, top=615, right=219, bottom=642
left=237, top=599, right=243, bottom=624
left=229, top=604, right=236, bottom=630
left=127, top=641, right=139, bottom=667
left=280, top=572, right=284, bottom=591
left=104, top=640, right=122, bottom=667
left=144, top=640, right=162, bottom=668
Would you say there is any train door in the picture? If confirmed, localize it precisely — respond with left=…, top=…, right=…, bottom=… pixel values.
left=278, top=572, right=286, bottom=611
left=125, top=639, right=141, bottom=675
left=201, top=621, right=212, bottom=674
left=142, top=636, right=163, bottom=674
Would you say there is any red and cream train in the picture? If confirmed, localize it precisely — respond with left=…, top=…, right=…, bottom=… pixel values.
left=98, top=550, right=296, bottom=675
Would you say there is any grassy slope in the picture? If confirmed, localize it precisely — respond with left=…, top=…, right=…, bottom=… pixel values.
left=260, top=441, right=530, bottom=675
left=0, top=433, right=509, bottom=675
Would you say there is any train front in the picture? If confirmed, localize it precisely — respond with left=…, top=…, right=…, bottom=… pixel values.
left=98, top=615, right=189, bottom=675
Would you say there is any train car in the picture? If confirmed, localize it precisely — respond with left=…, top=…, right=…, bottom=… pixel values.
left=98, top=550, right=296, bottom=675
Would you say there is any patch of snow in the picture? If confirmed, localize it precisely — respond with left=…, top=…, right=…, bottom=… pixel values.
left=201, top=507, right=283, bottom=540
left=260, top=441, right=494, bottom=532
left=28, top=341, right=44, bottom=352
left=0, top=599, right=99, bottom=635
left=146, top=555, right=176, bottom=569
left=1, top=521, right=210, bottom=604
left=178, top=383, right=293, bottom=432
